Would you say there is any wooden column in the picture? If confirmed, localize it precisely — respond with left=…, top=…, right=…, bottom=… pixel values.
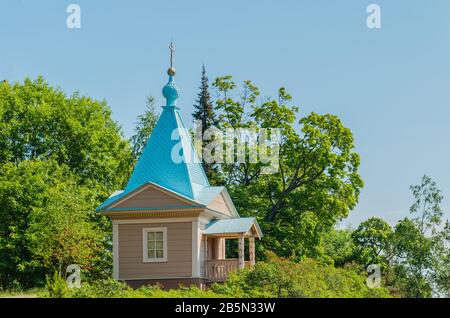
left=204, top=236, right=208, bottom=261
left=214, top=238, right=221, bottom=259
left=249, top=236, right=255, bottom=266
left=204, top=236, right=209, bottom=280
left=238, top=234, right=245, bottom=269
left=222, top=238, right=226, bottom=259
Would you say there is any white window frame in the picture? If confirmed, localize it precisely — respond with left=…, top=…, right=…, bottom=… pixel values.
left=143, top=227, right=168, bottom=263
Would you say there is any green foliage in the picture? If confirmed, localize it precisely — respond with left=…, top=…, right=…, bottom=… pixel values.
left=352, top=217, right=394, bottom=266
left=58, top=255, right=390, bottom=298
left=130, top=95, right=159, bottom=160
left=212, top=76, right=363, bottom=259
left=321, top=228, right=359, bottom=267
left=45, top=272, right=68, bottom=298
left=390, top=175, right=447, bottom=298
left=431, top=220, right=450, bottom=297
left=0, top=77, right=132, bottom=193
left=210, top=253, right=390, bottom=298
left=409, top=175, right=443, bottom=236
left=135, top=285, right=223, bottom=298
left=325, top=176, right=449, bottom=298
left=0, top=77, right=130, bottom=289
left=0, top=160, right=110, bottom=288
left=67, top=278, right=134, bottom=298
left=65, top=278, right=222, bottom=298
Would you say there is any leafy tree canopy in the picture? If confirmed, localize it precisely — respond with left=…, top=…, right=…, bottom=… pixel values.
left=211, top=76, right=363, bottom=259
left=352, top=217, right=394, bottom=266
left=0, top=160, right=109, bottom=288
left=0, top=77, right=132, bottom=194
left=0, top=77, right=132, bottom=289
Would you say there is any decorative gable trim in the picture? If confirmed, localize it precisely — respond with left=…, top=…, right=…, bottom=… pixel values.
left=101, top=209, right=202, bottom=219
left=100, top=182, right=204, bottom=212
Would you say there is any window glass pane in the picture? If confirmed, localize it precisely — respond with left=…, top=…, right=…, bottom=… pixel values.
left=145, top=230, right=165, bottom=260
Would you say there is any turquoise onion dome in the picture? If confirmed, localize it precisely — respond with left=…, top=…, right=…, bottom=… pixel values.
left=162, top=67, right=180, bottom=107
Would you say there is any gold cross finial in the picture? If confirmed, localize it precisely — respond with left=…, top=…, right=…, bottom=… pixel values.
left=169, top=41, right=175, bottom=68
left=168, top=41, right=176, bottom=76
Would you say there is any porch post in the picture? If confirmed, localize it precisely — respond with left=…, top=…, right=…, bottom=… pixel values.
left=238, top=233, right=245, bottom=269
left=222, top=238, right=226, bottom=259
left=204, top=235, right=208, bottom=279
left=214, top=237, right=221, bottom=259
left=249, top=236, right=255, bottom=266
left=204, top=235, right=208, bottom=261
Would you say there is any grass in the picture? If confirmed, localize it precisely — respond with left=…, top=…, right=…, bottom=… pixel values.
left=0, top=288, right=43, bottom=298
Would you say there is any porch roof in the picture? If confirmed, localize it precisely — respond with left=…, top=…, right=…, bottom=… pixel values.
left=203, top=217, right=263, bottom=239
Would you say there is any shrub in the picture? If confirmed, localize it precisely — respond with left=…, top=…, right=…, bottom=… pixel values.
left=211, top=253, right=391, bottom=298
left=58, top=254, right=391, bottom=298
left=45, top=272, right=68, bottom=298
left=64, top=279, right=222, bottom=298
left=67, top=278, right=135, bottom=298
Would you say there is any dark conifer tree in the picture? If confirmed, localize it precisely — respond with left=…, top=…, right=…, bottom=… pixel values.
left=193, top=64, right=216, bottom=132
left=192, top=65, right=221, bottom=184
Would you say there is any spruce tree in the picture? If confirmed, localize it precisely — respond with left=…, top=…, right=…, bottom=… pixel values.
left=131, top=95, right=159, bottom=160
left=192, top=65, right=221, bottom=184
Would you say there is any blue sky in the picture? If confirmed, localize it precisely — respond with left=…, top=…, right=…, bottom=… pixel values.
left=1, top=0, right=449, bottom=227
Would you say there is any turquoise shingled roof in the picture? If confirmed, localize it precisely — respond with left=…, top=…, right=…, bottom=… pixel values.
left=124, top=104, right=209, bottom=198
left=97, top=74, right=217, bottom=211
left=203, top=217, right=263, bottom=238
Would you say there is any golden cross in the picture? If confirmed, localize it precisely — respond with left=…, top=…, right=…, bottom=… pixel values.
left=169, top=41, right=175, bottom=68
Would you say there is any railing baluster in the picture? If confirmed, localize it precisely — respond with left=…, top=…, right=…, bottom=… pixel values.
left=206, top=259, right=241, bottom=282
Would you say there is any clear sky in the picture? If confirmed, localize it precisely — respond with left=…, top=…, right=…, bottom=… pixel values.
left=1, top=0, right=449, bottom=227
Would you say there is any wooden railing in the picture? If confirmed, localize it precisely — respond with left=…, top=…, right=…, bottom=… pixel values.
left=205, top=259, right=251, bottom=282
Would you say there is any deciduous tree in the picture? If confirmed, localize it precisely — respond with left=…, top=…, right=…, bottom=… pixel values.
left=211, top=76, right=363, bottom=259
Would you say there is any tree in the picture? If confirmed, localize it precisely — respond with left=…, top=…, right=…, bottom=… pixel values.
left=322, top=228, right=359, bottom=267
left=390, top=175, right=448, bottom=297
left=409, top=175, right=443, bottom=237
left=431, top=220, right=450, bottom=297
left=0, top=160, right=109, bottom=289
left=0, top=77, right=132, bottom=288
left=130, top=95, right=159, bottom=160
left=211, top=76, right=363, bottom=259
left=391, top=218, right=433, bottom=297
left=192, top=65, right=221, bottom=184
left=352, top=217, right=394, bottom=266
left=0, top=77, right=132, bottom=194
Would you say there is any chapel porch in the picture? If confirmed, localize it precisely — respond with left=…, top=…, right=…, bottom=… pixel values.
left=203, top=217, right=263, bottom=282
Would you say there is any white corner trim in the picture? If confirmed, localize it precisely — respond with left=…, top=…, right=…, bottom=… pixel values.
left=112, top=221, right=119, bottom=279
left=142, top=227, right=168, bottom=263
left=192, top=220, right=201, bottom=278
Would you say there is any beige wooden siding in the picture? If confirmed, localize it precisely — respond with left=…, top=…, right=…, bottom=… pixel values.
left=119, top=222, right=192, bottom=279
left=114, top=185, right=192, bottom=209
left=206, top=192, right=233, bottom=216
